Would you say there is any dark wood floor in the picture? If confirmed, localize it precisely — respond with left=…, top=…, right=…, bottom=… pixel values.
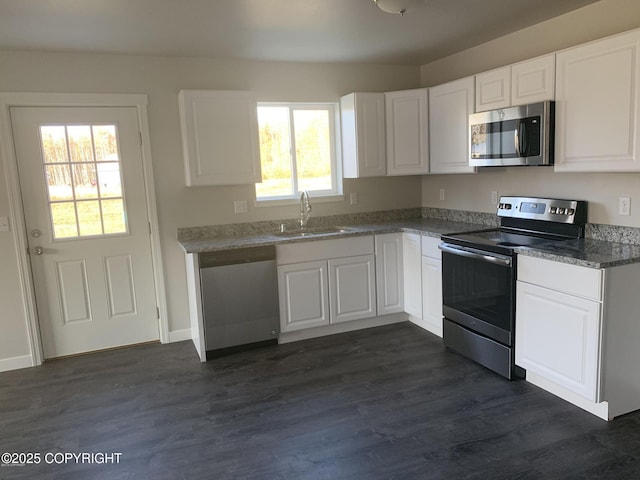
left=2, top=323, right=640, bottom=479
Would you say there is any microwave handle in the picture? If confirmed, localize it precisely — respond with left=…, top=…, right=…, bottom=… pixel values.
left=514, top=123, right=520, bottom=156
left=519, top=120, right=528, bottom=155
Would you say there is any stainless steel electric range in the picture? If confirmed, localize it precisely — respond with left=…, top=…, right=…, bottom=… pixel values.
left=439, top=196, right=588, bottom=379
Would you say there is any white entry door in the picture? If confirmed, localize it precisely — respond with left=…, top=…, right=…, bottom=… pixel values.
left=11, top=106, right=159, bottom=358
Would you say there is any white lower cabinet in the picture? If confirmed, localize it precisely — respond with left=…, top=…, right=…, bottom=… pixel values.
left=278, top=260, right=330, bottom=332
left=277, top=236, right=376, bottom=333
left=403, top=233, right=422, bottom=318
left=419, top=236, right=443, bottom=337
left=329, top=255, right=376, bottom=323
left=516, top=280, right=601, bottom=401
left=516, top=255, right=640, bottom=420
left=375, top=233, right=404, bottom=315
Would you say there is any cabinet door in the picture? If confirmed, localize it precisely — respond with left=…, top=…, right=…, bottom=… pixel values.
left=428, top=77, right=476, bottom=174
left=278, top=261, right=330, bottom=332
left=341, top=93, right=387, bottom=178
left=403, top=233, right=422, bottom=318
left=385, top=89, right=429, bottom=175
left=516, top=281, right=602, bottom=401
left=179, top=90, right=261, bottom=186
left=421, top=256, right=443, bottom=337
left=555, top=30, right=640, bottom=172
left=328, top=255, right=376, bottom=323
left=511, top=54, right=555, bottom=106
left=375, top=233, right=404, bottom=315
left=475, top=66, right=511, bottom=112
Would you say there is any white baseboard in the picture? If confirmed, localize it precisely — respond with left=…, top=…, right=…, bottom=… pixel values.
left=0, top=354, right=34, bottom=373
left=168, top=328, right=192, bottom=343
left=526, top=371, right=610, bottom=421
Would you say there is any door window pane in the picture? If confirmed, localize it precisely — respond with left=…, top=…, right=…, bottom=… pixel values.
left=102, top=199, right=126, bottom=234
left=40, top=126, right=69, bottom=163
left=50, top=202, right=78, bottom=239
left=46, top=164, right=73, bottom=201
left=93, top=125, right=119, bottom=162
left=72, top=163, right=98, bottom=199
left=76, top=201, right=102, bottom=236
left=39, top=124, right=128, bottom=240
left=67, top=125, right=94, bottom=163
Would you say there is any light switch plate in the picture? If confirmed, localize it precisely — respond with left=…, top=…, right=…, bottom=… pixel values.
left=0, top=216, right=9, bottom=232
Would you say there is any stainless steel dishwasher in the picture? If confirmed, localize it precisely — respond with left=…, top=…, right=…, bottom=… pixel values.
left=199, top=245, right=279, bottom=358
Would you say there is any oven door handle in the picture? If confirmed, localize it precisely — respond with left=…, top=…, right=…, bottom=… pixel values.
left=439, top=243, right=512, bottom=267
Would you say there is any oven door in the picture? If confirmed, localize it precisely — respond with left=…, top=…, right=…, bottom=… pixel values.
left=439, top=242, right=515, bottom=346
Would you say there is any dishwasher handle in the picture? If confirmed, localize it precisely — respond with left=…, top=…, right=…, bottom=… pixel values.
left=199, top=245, right=276, bottom=269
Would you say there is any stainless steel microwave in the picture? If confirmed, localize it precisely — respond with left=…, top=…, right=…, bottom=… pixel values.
left=469, top=101, right=554, bottom=167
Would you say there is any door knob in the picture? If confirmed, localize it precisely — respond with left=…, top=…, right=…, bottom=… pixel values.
left=31, top=229, right=42, bottom=238
left=32, top=246, right=44, bottom=256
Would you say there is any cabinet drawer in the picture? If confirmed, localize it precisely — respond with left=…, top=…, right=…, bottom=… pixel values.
left=276, top=236, right=374, bottom=265
left=518, top=255, right=603, bottom=301
left=421, top=235, right=441, bottom=259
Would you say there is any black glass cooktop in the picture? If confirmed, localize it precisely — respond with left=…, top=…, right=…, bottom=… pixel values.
left=442, top=228, right=567, bottom=253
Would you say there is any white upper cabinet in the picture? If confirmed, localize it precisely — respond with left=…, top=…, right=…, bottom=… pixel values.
left=555, top=29, right=640, bottom=172
left=179, top=90, right=262, bottom=186
left=429, top=77, right=476, bottom=174
left=341, top=93, right=387, bottom=178
left=385, top=88, right=430, bottom=175
left=511, top=54, right=555, bottom=106
left=475, top=54, right=555, bottom=112
left=475, top=66, right=511, bottom=111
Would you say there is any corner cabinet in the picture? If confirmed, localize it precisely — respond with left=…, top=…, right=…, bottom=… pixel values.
left=375, top=233, right=404, bottom=315
left=402, top=233, right=422, bottom=318
left=516, top=255, right=640, bottom=420
left=555, top=29, right=640, bottom=172
left=385, top=88, right=430, bottom=175
left=341, top=92, right=387, bottom=178
left=178, top=90, right=262, bottom=186
left=428, top=77, right=476, bottom=174
left=420, top=236, right=443, bottom=337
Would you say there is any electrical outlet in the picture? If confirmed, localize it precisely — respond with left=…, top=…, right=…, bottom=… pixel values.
left=349, top=192, right=358, bottom=205
left=439, top=189, right=445, bottom=201
left=619, top=197, right=631, bottom=216
left=491, top=191, right=498, bottom=205
left=234, top=200, right=248, bottom=214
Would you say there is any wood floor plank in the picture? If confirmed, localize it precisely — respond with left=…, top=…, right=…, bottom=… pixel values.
left=1, top=322, right=640, bottom=479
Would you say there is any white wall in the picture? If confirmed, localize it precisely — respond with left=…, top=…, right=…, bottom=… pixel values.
left=0, top=50, right=420, bottom=365
left=420, top=0, right=640, bottom=227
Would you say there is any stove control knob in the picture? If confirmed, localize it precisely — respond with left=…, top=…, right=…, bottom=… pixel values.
left=550, top=207, right=557, bottom=214
left=568, top=208, right=575, bottom=215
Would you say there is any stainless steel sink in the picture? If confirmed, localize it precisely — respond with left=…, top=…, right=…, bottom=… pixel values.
left=274, top=226, right=352, bottom=237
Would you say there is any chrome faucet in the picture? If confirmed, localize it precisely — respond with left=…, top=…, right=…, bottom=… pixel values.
left=299, top=190, right=312, bottom=229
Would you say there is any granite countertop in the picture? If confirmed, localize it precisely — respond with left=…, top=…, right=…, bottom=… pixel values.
left=177, top=209, right=640, bottom=269
left=515, top=238, right=640, bottom=269
left=178, top=217, right=486, bottom=254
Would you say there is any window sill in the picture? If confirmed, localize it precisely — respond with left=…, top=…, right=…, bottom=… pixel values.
left=255, top=194, right=344, bottom=208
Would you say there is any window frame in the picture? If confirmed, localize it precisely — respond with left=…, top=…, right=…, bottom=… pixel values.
left=255, top=101, right=343, bottom=204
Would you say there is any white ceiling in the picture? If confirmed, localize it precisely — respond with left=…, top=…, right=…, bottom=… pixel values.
left=0, top=0, right=600, bottom=65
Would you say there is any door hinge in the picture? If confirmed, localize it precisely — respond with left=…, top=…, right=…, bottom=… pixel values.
left=156, top=306, right=160, bottom=319
left=139, top=131, right=143, bottom=145
left=149, top=221, right=152, bottom=235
